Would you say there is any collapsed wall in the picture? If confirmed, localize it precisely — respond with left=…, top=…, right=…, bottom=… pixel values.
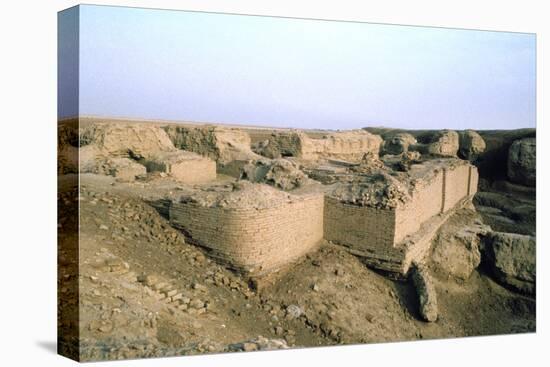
left=144, top=151, right=216, bottom=184
left=163, top=125, right=261, bottom=176
left=254, top=130, right=383, bottom=162
left=302, top=130, right=383, bottom=161
left=80, top=121, right=175, bottom=158
left=77, top=121, right=217, bottom=183
left=324, top=160, right=479, bottom=274
left=168, top=182, right=324, bottom=274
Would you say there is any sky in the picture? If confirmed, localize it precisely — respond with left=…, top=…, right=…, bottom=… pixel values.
left=58, top=5, right=536, bottom=130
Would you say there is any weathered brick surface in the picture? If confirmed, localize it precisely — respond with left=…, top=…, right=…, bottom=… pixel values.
left=166, top=161, right=478, bottom=275
left=395, top=170, right=444, bottom=243
left=442, top=164, right=471, bottom=212
left=169, top=194, right=324, bottom=274
left=324, top=198, right=396, bottom=250
left=325, top=163, right=478, bottom=274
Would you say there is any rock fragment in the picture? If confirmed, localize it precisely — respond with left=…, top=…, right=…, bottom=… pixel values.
left=411, top=263, right=438, bottom=322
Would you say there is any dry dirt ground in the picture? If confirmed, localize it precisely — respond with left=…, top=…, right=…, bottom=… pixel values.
left=58, top=174, right=535, bottom=361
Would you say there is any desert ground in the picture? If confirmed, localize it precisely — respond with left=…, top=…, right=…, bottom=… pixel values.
left=58, top=117, right=535, bottom=361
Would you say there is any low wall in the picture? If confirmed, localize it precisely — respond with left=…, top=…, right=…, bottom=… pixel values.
left=325, top=163, right=479, bottom=274
left=302, top=131, right=383, bottom=161
left=169, top=194, right=324, bottom=274
left=324, top=198, right=396, bottom=251
left=442, top=164, right=474, bottom=212
left=394, top=169, right=445, bottom=243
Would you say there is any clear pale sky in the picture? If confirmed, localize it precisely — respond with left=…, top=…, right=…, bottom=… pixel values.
left=58, top=5, right=536, bottom=130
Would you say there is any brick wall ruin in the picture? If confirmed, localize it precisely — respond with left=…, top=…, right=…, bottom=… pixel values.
left=161, top=161, right=478, bottom=276
left=254, top=130, right=382, bottom=161
left=169, top=194, right=324, bottom=274
left=144, top=151, right=216, bottom=183
left=301, top=131, right=383, bottom=161
left=324, top=163, right=479, bottom=274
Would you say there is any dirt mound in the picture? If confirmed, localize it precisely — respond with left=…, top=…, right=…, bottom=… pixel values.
left=382, top=133, right=417, bottom=155
left=328, top=171, right=411, bottom=209
left=459, top=130, right=486, bottom=161
left=63, top=178, right=536, bottom=361
left=80, top=121, right=176, bottom=159
left=240, top=158, right=311, bottom=191
left=178, top=181, right=295, bottom=209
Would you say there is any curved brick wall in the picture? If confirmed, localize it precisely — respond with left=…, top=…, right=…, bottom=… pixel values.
left=169, top=194, right=324, bottom=274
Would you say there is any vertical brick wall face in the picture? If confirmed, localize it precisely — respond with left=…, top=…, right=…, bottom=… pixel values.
left=468, top=166, right=479, bottom=196
left=324, top=164, right=477, bottom=257
left=169, top=195, right=324, bottom=273
left=394, top=171, right=444, bottom=243
left=166, top=162, right=478, bottom=274
left=324, top=198, right=396, bottom=250
left=442, top=165, right=471, bottom=212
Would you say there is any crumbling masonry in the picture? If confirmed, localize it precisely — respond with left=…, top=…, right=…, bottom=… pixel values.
left=167, top=160, right=478, bottom=275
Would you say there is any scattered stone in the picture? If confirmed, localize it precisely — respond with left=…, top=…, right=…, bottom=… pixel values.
left=190, top=299, right=205, bottom=309
left=227, top=336, right=288, bottom=352
left=242, top=343, right=258, bottom=352
left=193, top=283, right=208, bottom=292
left=285, top=304, right=303, bottom=319
left=411, top=263, right=438, bottom=322
left=240, top=158, right=310, bottom=191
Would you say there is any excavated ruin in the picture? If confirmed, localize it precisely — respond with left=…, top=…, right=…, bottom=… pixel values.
left=59, top=118, right=536, bottom=361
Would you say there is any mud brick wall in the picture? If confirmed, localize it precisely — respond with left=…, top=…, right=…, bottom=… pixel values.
left=394, top=170, right=445, bottom=243
left=442, top=164, right=471, bottom=212
left=326, top=163, right=478, bottom=257
left=324, top=197, right=397, bottom=251
left=301, top=133, right=382, bottom=161
left=467, top=165, right=479, bottom=196
left=169, top=195, right=324, bottom=274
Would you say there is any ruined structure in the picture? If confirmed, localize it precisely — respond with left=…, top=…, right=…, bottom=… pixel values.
left=69, top=119, right=217, bottom=183
left=253, top=130, right=383, bottom=162
left=69, top=119, right=481, bottom=277
left=169, top=182, right=325, bottom=274
left=325, top=160, right=478, bottom=274
left=164, top=156, right=478, bottom=275
left=143, top=151, right=216, bottom=184
left=163, top=125, right=261, bottom=177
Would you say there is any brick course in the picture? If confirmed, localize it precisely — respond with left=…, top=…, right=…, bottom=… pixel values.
left=166, top=161, right=478, bottom=276
left=325, top=163, right=478, bottom=274
left=169, top=194, right=324, bottom=274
